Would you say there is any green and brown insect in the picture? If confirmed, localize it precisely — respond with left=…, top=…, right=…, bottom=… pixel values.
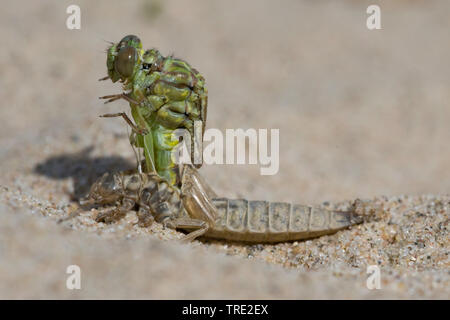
left=91, top=35, right=365, bottom=243
left=82, top=165, right=364, bottom=243
left=100, top=35, right=207, bottom=186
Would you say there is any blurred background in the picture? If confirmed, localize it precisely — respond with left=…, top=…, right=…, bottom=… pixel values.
left=1, top=0, right=449, bottom=204
left=0, top=0, right=448, bottom=299
left=1, top=0, right=449, bottom=203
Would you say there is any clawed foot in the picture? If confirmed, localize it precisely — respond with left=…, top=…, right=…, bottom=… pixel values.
left=100, top=112, right=149, bottom=135
left=99, top=93, right=139, bottom=105
left=95, top=208, right=127, bottom=224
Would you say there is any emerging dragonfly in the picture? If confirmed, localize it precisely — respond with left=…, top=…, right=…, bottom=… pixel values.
left=91, top=35, right=364, bottom=242
left=99, top=35, right=206, bottom=186
left=83, top=165, right=363, bottom=243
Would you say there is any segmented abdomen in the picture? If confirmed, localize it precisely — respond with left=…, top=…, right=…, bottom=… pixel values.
left=206, top=198, right=362, bottom=242
left=144, top=55, right=207, bottom=185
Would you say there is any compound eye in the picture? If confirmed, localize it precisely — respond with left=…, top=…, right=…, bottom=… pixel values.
left=118, top=35, right=141, bottom=48
left=115, top=46, right=137, bottom=78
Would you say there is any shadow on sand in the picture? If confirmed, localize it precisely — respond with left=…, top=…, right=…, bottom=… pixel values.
left=34, top=146, right=134, bottom=201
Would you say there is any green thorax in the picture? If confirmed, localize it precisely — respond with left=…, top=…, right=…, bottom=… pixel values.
left=128, top=49, right=207, bottom=186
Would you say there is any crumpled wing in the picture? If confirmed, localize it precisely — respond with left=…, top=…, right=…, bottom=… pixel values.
left=180, top=165, right=218, bottom=225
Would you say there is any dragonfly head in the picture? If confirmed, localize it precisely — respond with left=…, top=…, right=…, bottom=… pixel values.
left=106, top=35, right=143, bottom=83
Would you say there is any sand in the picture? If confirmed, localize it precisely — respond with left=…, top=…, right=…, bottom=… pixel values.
left=0, top=0, right=448, bottom=299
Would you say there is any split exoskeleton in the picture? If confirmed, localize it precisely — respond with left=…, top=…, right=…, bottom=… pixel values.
left=83, top=165, right=363, bottom=243
left=88, top=35, right=364, bottom=242
left=99, top=35, right=207, bottom=186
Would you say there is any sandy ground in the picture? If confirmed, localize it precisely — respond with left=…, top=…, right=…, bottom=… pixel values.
left=0, top=0, right=448, bottom=299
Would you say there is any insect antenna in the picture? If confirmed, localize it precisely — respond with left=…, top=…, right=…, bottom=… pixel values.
left=101, top=38, right=114, bottom=45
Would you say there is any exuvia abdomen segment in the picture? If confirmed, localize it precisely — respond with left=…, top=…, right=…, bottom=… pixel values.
left=203, top=198, right=363, bottom=242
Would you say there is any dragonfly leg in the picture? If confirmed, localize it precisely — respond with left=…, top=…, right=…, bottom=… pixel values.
left=100, top=112, right=149, bottom=135
left=136, top=203, right=155, bottom=227
left=99, top=93, right=139, bottom=105
left=120, top=93, right=139, bottom=105
left=165, top=217, right=209, bottom=242
left=96, top=197, right=135, bottom=223
left=99, top=93, right=123, bottom=104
